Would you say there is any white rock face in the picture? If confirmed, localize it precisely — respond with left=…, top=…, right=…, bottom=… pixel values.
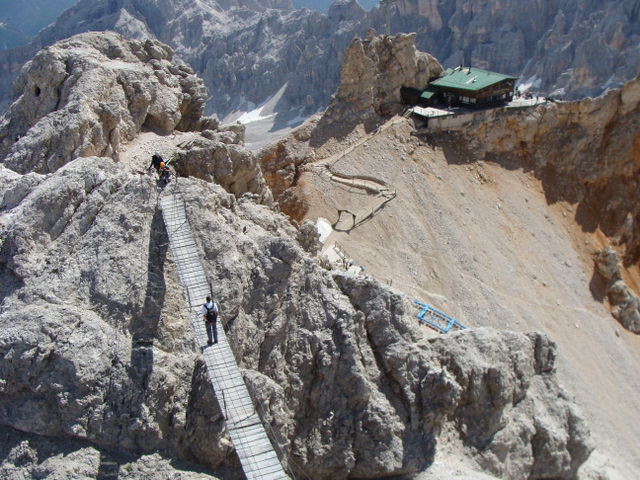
left=0, top=31, right=592, bottom=480
left=0, top=161, right=592, bottom=479
left=2, top=0, right=639, bottom=122
left=333, top=33, right=442, bottom=117
left=0, top=32, right=208, bottom=174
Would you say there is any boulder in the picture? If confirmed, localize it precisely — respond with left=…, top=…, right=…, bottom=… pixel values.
left=0, top=32, right=208, bottom=174
left=324, top=33, right=442, bottom=125
left=595, top=247, right=640, bottom=333
left=172, top=134, right=272, bottom=202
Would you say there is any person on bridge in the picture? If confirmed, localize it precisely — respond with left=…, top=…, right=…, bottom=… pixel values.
left=158, top=161, right=171, bottom=185
left=148, top=153, right=164, bottom=172
left=200, top=296, right=219, bottom=345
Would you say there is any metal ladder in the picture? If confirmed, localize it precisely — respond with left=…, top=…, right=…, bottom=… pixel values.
left=159, top=191, right=289, bottom=480
left=414, top=301, right=467, bottom=333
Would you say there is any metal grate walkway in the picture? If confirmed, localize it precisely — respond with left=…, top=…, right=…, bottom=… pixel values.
left=159, top=192, right=289, bottom=480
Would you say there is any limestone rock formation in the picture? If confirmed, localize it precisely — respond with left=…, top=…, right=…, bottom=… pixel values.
left=0, top=32, right=593, bottom=480
left=2, top=0, right=640, bottom=121
left=172, top=130, right=273, bottom=202
left=389, top=0, right=640, bottom=99
left=0, top=32, right=208, bottom=174
left=594, top=247, right=640, bottom=333
left=0, top=0, right=368, bottom=119
left=422, top=76, right=640, bottom=268
left=0, top=159, right=231, bottom=470
left=0, top=155, right=592, bottom=479
left=325, top=33, right=442, bottom=122
left=260, top=33, right=441, bottom=217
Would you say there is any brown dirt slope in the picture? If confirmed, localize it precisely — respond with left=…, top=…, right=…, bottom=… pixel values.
left=265, top=115, right=640, bottom=478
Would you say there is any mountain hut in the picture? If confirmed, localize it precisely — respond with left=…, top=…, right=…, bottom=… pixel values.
left=428, top=66, right=517, bottom=107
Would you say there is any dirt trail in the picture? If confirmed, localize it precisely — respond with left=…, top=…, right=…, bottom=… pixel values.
left=298, top=115, right=640, bottom=479
left=117, top=130, right=201, bottom=173
left=300, top=117, right=406, bottom=231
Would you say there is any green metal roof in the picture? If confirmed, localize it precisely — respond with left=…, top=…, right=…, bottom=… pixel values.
left=420, top=86, right=438, bottom=100
left=430, top=67, right=517, bottom=92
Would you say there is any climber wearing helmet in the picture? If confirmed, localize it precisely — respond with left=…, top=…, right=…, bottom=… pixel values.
left=158, top=161, right=171, bottom=185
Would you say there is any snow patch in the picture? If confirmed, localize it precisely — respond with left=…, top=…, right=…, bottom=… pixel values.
left=518, top=75, right=541, bottom=92
left=316, top=217, right=333, bottom=244
left=227, top=83, right=289, bottom=125
left=236, top=106, right=275, bottom=124
left=603, top=74, right=616, bottom=89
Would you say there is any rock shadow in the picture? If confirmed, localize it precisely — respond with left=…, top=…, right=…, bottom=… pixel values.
left=128, top=207, right=169, bottom=428
left=0, top=424, right=136, bottom=479
left=309, top=112, right=385, bottom=149
left=0, top=234, right=26, bottom=305
left=589, top=266, right=608, bottom=303
left=428, top=130, right=528, bottom=172
left=96, top=449, right=120, bottom=480
left=0, top=264, right=24, bottom=307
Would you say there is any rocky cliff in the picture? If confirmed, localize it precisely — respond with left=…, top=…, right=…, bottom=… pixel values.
left=0, top=32, right=211, bottom=174
left=393, top=0, right=640, bottom=99
left=0, top=0, right=368, bottom=119
left=312, top=33, right=442, bottom=142
left=0, top=33, right=593, bottom=479
left=260, top=33, right=441, bottom=216
left=2, top=0, right=639, bottom=119
left=417, top=76, right=640, bottom=333
left=262, top=29, right=640, bottom=338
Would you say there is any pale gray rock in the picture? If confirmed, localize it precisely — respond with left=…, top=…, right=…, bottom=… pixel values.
left=0, top=32, right=208, bottom=174
left=0, top=425, right=222, bottom=480
left=330, top=33, right=442, bottom=118
left=172, top=134, right=272, bottom=201
left=0, top=166, right=44, bottom=211
left=595, top=247, right=640, bottom=334
left=430, top=329, right=591, bottom=479
left=0, top=159, right=233, bottom=470
left=388, top=0, right=640, bottom=99
left=3, top=0, right=640, bottom=120
left=0, top=0, right=369, bottom=118
left=296, top=219, right=321, bottom=254
left=0, top=154, right=593, bottom=479
left=0, top=29, right=593, bottom=480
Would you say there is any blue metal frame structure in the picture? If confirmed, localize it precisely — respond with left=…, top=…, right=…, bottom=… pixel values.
left=414, top=301, right=467, bottom=333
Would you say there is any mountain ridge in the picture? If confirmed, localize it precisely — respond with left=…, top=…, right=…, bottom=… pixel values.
left=0, top=31, right=616, bottom=480
left=1, top=0, right=639, bottom=121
